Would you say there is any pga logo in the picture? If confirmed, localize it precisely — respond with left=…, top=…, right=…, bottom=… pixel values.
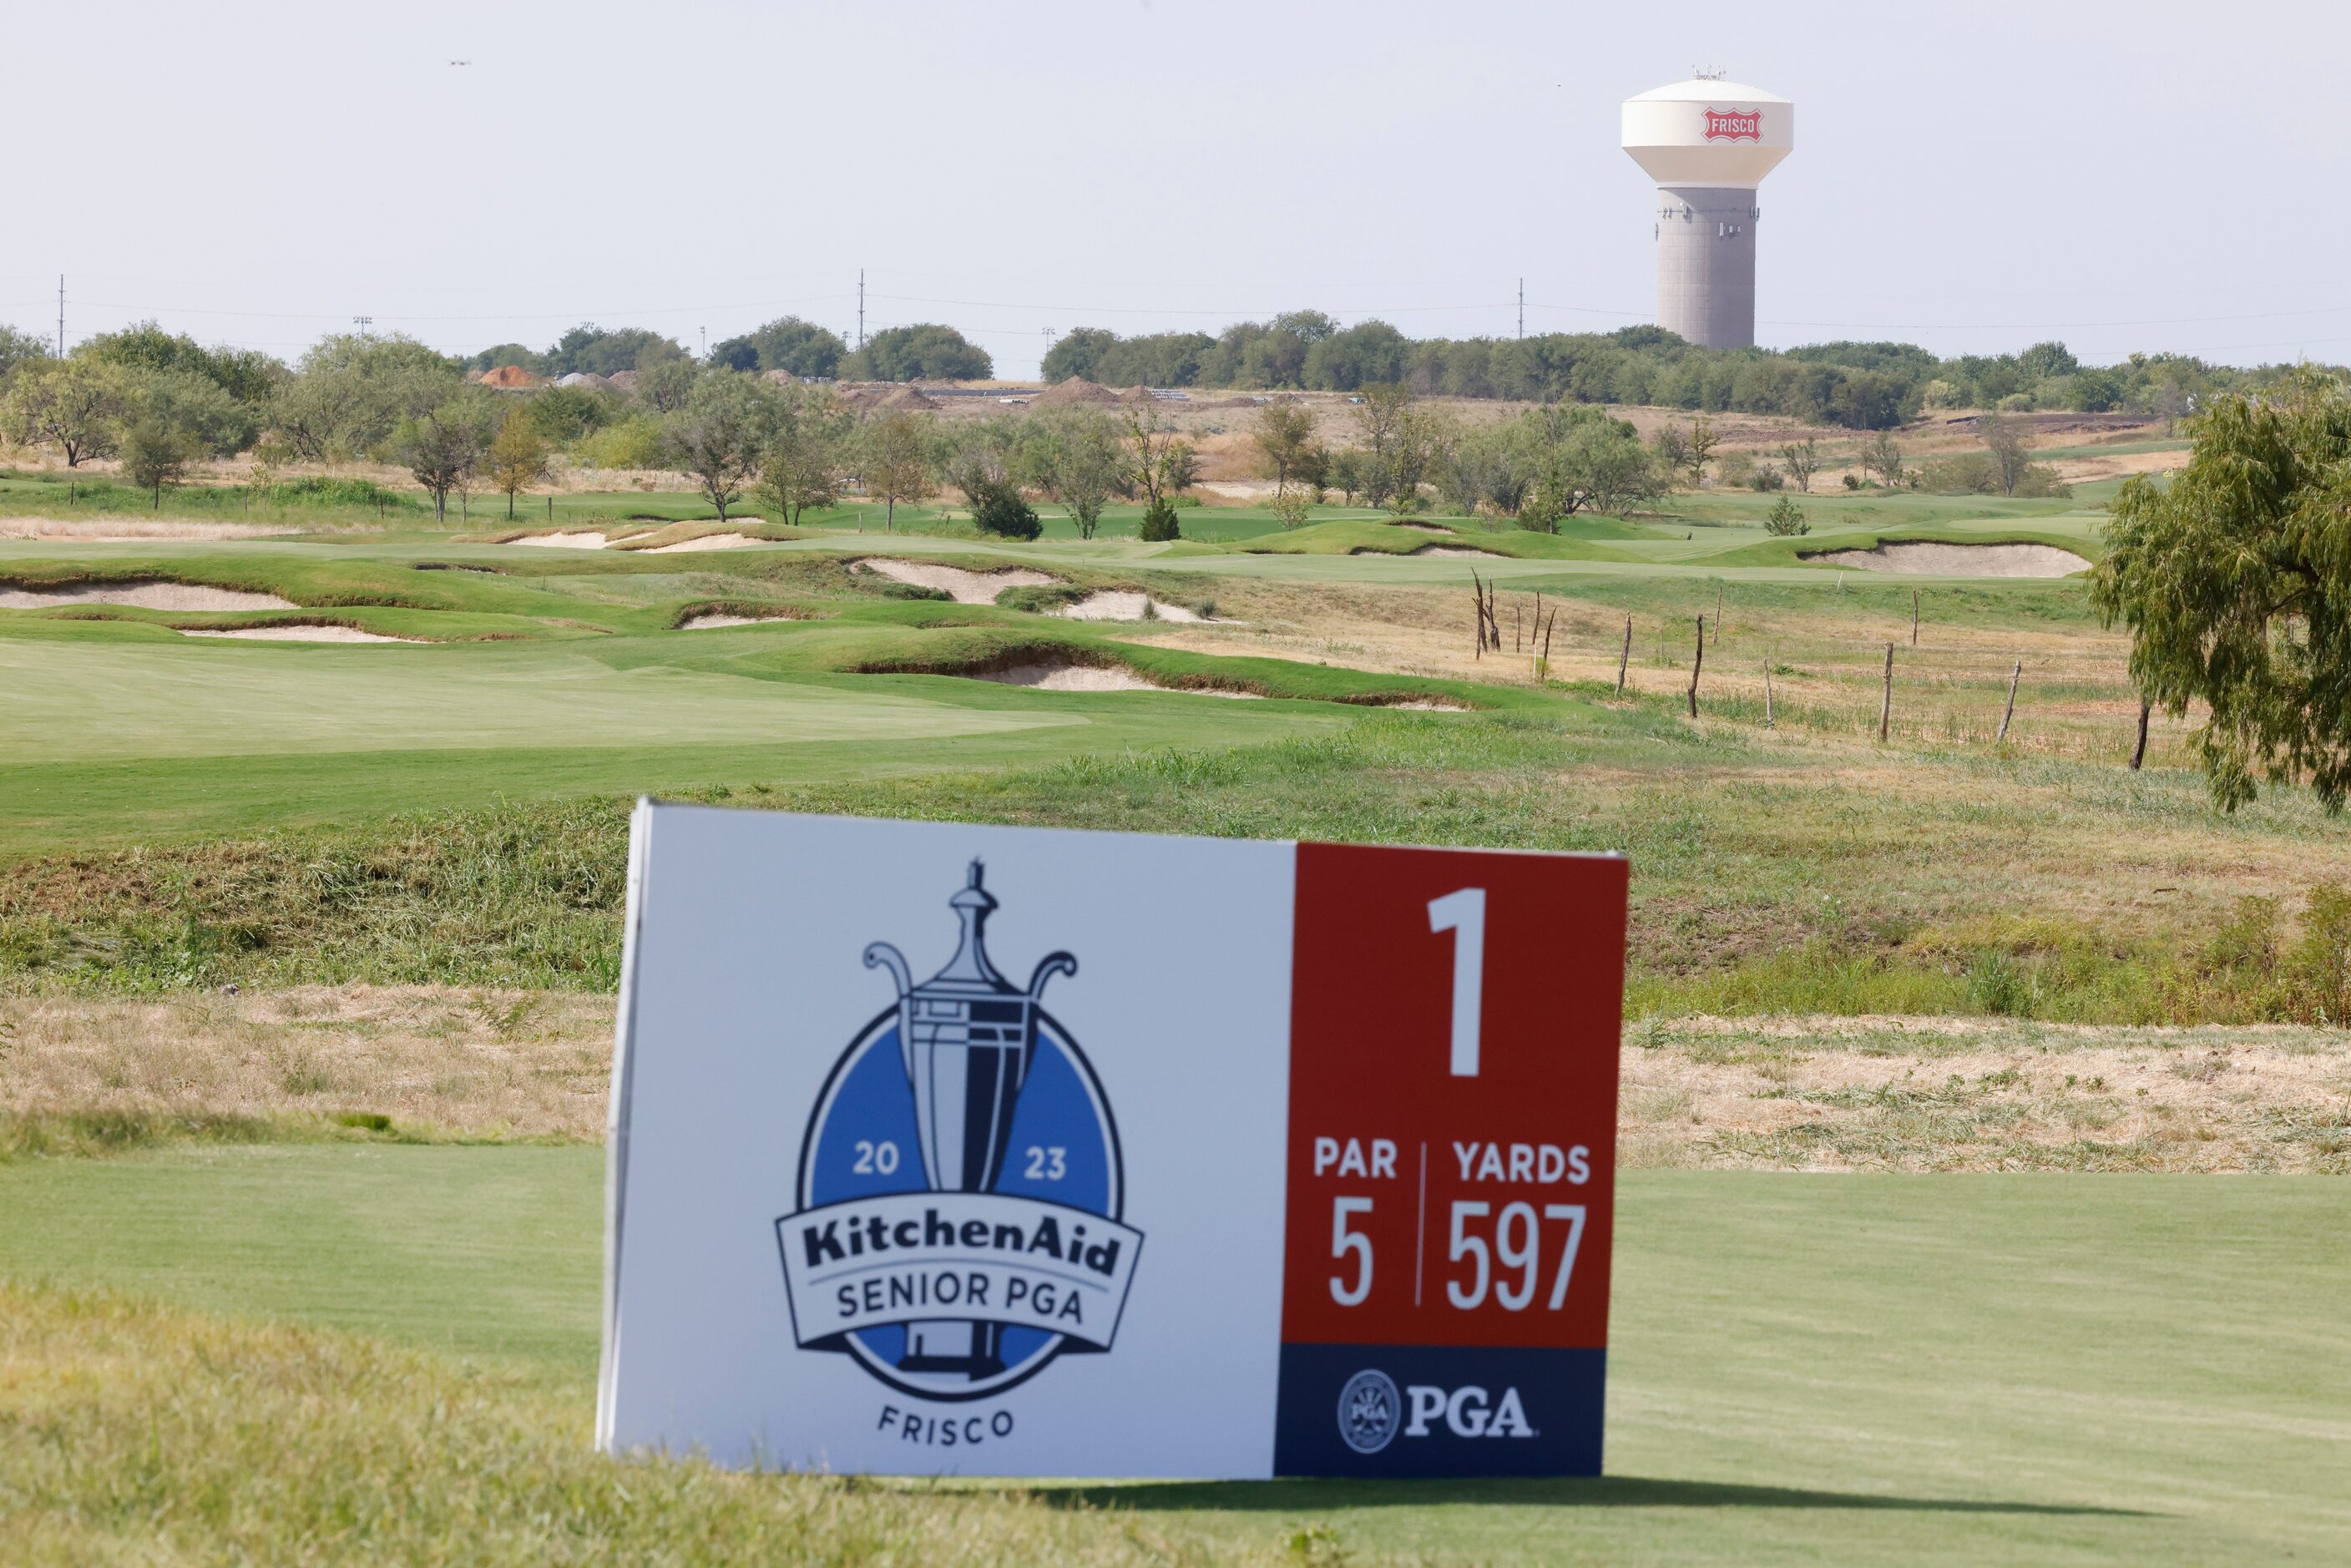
left=1336, top=1369, right=1537, bottom=1455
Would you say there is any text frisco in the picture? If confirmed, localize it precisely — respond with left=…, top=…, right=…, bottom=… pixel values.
left=780, top=1191, right=1144, bottom=1351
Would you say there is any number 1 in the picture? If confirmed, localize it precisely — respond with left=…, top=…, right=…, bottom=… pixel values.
left=1428, top=888, right=1486, bottom=1076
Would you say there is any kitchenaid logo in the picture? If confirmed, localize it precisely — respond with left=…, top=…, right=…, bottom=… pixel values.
left=1702, top=106, right=1762, bottom=141
left=776, top=860, right=1142, bottom=1404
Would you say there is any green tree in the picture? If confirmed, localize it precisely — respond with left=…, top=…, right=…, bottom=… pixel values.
left=1027, top=408, right=1121, bottom=539
left=2092, top=372, right=2351, bottom=811
left=1120, top=402, right=1191, bottom=510
left=270, top=333, right=460, bottom=463
left=755, top=386, right=859, bottom=525
left=712, top=316, right=847, bottom=379
left=0, top=325, right=51, bottom=381
left=130, top=368, right=255, bottom=458
left=970, top=478, right=1041, bottom=540
left=1978, top=413, right=2032, bottom=495
left=842, top=324, right=993, bottom=382
left=862, top=410, right=934, bottom=529
left=392, top=397, right=498, bottom=522
left=1861, top=430, right=1906, bottom=488
left=941, top=415, right=1025, bottom=514
left=663, top=371, right=779, bottom=522
left=1137, top=498, right=1181, bottom=541
left=485, top=407, right=553, bottom=518
left=633, top=357, right=701, bottom=414
left=1764, top=493, right=1809, bottom=535
left=4, top=357, right=130, bottom=466
left=1251, top=402, right=1322, bottom=502
left=1777, top=437, right=1820, bottom=493
left=117, top=417, right=199, bottom=506
left=1684, top=416, right=1719, bottom=488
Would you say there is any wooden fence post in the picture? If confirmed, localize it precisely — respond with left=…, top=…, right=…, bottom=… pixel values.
left=1713, top=584, right=1723, bottom=645
left=2130, top=698, right=2151, bottom=770
left=1878, top=643, right=1894, bottom=741
left=1998, top=660, right=2020, bottom=742
left=1763, top=660, right=1775, bottom=728
left=1688, top=615, right=1705, bottom=717
left=1616, top=615, right=1631, bottom=695
left=1911, top=589, right=1920, bottom=646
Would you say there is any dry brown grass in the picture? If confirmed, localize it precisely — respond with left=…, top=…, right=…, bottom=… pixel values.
left=8, top=991, right=2345, bottom=1173
left=1620, top=1014, right=2351, bottom=1172
left=0, top=987, right=613, bottom=1141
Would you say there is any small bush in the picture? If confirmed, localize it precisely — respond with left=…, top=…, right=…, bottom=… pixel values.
left=970, top=480, right=1041, bottom=541
left=1763, top=494, right=1809, bottom=536
left=572, top=416, right=664, bottom=471
left=1138, top=498, right=1181, bottom=541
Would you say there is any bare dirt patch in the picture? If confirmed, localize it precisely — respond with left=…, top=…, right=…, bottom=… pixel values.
left=0, top=579, right=296, bottom=611
left=179, top=625, right=423, bottom=644
left=854, top=558, right=1055, bottom=604
left=1804, top=542, right=2090, bottom=578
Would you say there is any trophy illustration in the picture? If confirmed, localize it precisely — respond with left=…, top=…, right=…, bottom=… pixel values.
left=864, top=861, right=1074, bottom=1377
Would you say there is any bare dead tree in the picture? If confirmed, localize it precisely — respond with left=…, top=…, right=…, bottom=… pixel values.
left=1616, top=614, right=1631, bottom=695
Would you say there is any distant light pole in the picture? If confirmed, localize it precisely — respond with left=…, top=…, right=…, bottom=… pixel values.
left=352, top=315, right=373, bottom=340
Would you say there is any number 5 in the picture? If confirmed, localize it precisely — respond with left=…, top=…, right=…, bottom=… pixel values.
left=1331, top=1197, right=1374, bottom=1306
left=1428, top=888, right=1486, bottom=1076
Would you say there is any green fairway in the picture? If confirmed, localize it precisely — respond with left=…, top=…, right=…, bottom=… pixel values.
left=4, top=1150, right=2342, bottom=1563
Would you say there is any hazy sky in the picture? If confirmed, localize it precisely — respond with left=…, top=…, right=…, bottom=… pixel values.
left=7, top=1, right=2346, bottom=378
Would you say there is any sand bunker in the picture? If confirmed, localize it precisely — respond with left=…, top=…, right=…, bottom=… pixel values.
left=643, top=532, right=762, bottom=554
left=510, top=531, right=609, bottom=549
left=1392, top=522, right=1456, bottom=534
left=1387, top=699, right=1470, bottom=711
left=678, top=611, right=796, bottom=630
left=0, top=579, right=296, bottom=611
left=1416, top=545, right=1503, bottom=559
left=1804, top=542, right=2090, bottom=578
left=856, top=558, right=1054, bottom=604
left=180, top=625, right=422, bottom=644
left=1056, top=591, right=1203, bottom=623
left=966, top=660, right=1260, bottom=697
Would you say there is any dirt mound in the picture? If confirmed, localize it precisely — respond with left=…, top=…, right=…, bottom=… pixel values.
left=877, top=386, right=939, bottom=411
left=476, top=365, right=539, bottom=389
left=605, top=370, right=640, bottom=393
left=1804, top=542, right=2090, bottom=578
left=180, top=625, right=422, bottom=644
left=0, top=579, right=296, bottom=611
left=1034, top=378, right=1122, bottom=407
left=1116, top=384, right=1158, bottom=404
left=853, top=558, right=1054, bottom=604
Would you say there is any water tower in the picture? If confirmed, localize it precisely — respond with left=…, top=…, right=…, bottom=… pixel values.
left=1621, top=73, right=1794, bottom=350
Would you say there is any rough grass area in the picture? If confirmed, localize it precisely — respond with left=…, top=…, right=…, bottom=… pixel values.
left=7, top=989, right=2343, bottom=1172
left=9, top=711, right=2351, bottom=1024
left=3, top=1166, right=2345, bottom=1563
left=0, top=1283, right=1255, bottom=1565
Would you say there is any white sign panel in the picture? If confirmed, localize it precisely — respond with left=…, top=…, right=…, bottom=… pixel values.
left=598, top=802, right=1626, bottom=1479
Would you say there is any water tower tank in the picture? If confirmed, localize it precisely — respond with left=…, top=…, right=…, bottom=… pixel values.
left=1621, top=75, right=1794, bottom=350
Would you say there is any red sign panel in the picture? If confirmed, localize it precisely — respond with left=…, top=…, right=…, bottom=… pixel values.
left=1703, top=106, right=1762, bottom=142
left=1280, top=842, right=1626, bottom=1349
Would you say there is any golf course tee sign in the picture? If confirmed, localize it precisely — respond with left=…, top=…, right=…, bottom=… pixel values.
left=598, top=804, right=1627, bottom=1479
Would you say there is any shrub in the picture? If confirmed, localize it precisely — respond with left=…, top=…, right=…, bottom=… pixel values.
left=970, top=479, right=1042, bottom=541
left=574, top=416, right=664, bottom=471
left=1137, top=498, right=1181, bottom=541
left=1747, top=462, right=1786, bottom=493
left=1763, top=494, right=1809, bottom=536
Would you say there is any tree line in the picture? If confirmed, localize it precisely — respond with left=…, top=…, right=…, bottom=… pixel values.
left=1045, top=317, right=2306, bottom=431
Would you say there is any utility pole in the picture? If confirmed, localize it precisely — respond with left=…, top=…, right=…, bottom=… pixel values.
left=857, top=269, right=866, bottom=351
left=1517, top=278, right=1524, bottom=341
left=700, top=325, right=707, bottom=361
left=352, top=315, right=372, bottom=340
left=57, top=275, right=65, bottom=356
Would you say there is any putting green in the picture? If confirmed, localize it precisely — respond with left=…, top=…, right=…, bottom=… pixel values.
left=3, top=1151, right=2342, bottom=1563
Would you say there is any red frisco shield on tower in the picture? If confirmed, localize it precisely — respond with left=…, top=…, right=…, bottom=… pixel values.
left=1703, top=106, right=1762, bottom=142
